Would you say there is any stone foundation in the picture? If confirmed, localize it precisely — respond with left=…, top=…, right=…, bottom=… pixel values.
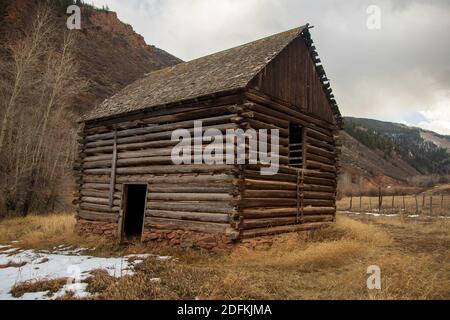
left=142, top=228, right=237, bottom=252
left=76, top=219, right=238, bottom=251
left=76, top=219, right=118, bottom=240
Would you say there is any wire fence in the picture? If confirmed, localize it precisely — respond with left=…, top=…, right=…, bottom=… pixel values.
left=337, top=192, right=450, bottom=217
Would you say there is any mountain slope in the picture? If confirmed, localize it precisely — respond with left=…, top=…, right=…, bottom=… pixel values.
left=339, top=117, right=450, bottom=192
left=0, top=0, right=182, bottom=114
left=343, top=117, right=450, bottom=175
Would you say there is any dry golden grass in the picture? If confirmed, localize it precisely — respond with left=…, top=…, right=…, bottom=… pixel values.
left=0, top=213, right=119, bottom=255
left=10, top=278, right=68, bottom=298
left=1, top=213, right=448, bottom=300
left=0, top=213, right=77, bottom=247
left=82, top=215, right=448, bottom=300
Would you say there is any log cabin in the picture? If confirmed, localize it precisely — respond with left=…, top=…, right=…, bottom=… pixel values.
left=74, top=25, right=343, bottom=249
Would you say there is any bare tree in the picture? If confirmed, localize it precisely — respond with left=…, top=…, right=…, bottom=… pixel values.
left=0, top=5, right=88, bottom=217
left=0, top=6, right=53, bottom=153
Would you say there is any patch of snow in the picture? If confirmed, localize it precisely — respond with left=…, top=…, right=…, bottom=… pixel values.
left=0, top=246, right=169, bottom=300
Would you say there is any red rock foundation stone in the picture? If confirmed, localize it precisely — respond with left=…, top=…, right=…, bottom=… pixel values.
left=142, top=228, right=236, bottom=252
left=76, top=219, right=118, bottom=240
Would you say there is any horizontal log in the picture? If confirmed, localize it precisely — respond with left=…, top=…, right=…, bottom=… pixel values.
left=240, top=198, right=297, bottom=208
left=146, top=210, right=229, bottom=223
left=244, top=118, right=289, bottom=138
left=303, top=184, right=335, bottom=193
left=240, top=222, right=331, bottom=239
left=303, top=176, right=336, bottom=186
left=242, top=207, right=336, bottom=219
left=244, top=92, right=334, bottom=133
left=306, top=136, right=335, bottom=151
left=81, top=183, right=111, bottom=190
left=243, top=111, right=289, bottom=129
left=306, top=128, right=334, bottom=144
left=80, top=190, right=111, bottom=198
left=77, top=210, right=119, bottom=223
left=244, top=179, right=296, bottom=190
left=144, top=217, right=231, bottom=234
left=85, top=123, right=239, bottom=148
left=80, top=174, right=237, bottom=186
left=84, top=140, right=178, bottom=154
left=305, top=152, right=335, bottom=165
left=84, top=164, right=237, bottom=175
left=148, top=185, right=234, bottom=194
left=83, top=113, right=241, bottom=145
left=243, top=190, right=296, bottom=198
left=244, top=170, right=297, bottom=183
left=242, top=215, right=335, bottom=229
left=303, top=191, right=336, bottom=200
left=306, top=160, right=336, bottom=173
left=84, top=93, right=243, bottom=130
left=80, top=202, right=120, bottom=213
left=146, top=201, right=234, bottom=214
left=303, top=199, right=335, bottom=207
left=306, top=145, right=336, bottom=159
left=246, top=165, right=336, bottom=179
left=148, top=193, right=233, bottom=201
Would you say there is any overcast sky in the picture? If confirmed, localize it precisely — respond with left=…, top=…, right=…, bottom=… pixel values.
left=90, top=0, right=450, bottom=135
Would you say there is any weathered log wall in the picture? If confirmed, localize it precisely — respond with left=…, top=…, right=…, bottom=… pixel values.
left=75, top=88, right=339, bottom=242
left=238, top=90, right=338, bottom=238
left=248, top=36, right=336, bottom=124
left=75, top=94, right=244, bottom=241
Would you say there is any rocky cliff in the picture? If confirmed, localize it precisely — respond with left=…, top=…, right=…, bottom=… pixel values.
left=0, top=0, right=182, bottom=114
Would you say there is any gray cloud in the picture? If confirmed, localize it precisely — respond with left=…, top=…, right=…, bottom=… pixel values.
left=91, top=0, right=450, bottom=134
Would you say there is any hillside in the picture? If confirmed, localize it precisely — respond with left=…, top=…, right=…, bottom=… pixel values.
left=339, top=117, right=450, bottom=192
left=0, top=0, right=182, bottom=114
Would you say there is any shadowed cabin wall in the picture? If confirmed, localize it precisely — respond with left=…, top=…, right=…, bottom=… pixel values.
left=249, top=36, right=336, bottom=124
left=240, top=35, right=339, bottom=238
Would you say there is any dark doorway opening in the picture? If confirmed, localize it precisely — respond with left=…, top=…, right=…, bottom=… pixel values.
left=123, top=184, right=147, bottom=240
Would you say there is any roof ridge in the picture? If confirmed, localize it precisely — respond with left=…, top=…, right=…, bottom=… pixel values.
left=142, top=26, right=307, bottom=79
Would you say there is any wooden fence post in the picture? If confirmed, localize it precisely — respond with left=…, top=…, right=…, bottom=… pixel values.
left=430, top=196, right=433, bottom=216
left=378, top=187, right=382, bottom=213
left=402, top=194, right=406, bottom=212
left=422, top=194, right=425, bottom=211
left=415, top=194, right=419, bottom=215
left=441, top=193, right=444, bottom=209
left=360, top=195, right=362, bottom=209
left=349, top=195, right=353, bottom=211
left=392, top=195, right=395, bottom=211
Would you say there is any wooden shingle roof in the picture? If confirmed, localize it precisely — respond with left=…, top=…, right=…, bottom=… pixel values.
left=84, top=26, right=308, bottom=121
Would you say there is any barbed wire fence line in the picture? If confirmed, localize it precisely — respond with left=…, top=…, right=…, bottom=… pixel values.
left=338, top=190, right=450, bottom=217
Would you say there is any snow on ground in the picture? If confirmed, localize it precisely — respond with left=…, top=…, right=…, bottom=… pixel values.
left=0, top=245, right=168, bottom=300
left=341, top=211, right=450, bottom=219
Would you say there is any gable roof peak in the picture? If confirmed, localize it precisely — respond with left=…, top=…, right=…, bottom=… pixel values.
left=85, top=25, right=309, bottom=121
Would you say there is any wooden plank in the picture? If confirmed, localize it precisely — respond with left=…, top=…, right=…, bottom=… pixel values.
left=108, top=131, right=117, bottom=208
